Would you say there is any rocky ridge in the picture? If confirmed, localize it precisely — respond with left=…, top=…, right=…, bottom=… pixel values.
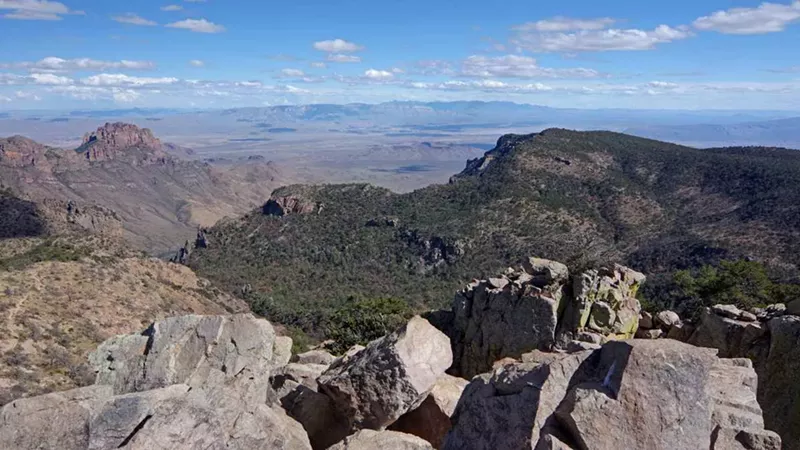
left=0, top=256, right=789, bottom=449
left=78, top=122, right=168, bottom=163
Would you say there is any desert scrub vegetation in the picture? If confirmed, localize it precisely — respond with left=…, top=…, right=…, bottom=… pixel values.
left=0, top=239, right=91, bottom=271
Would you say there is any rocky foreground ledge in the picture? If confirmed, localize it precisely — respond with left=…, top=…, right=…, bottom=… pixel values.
left=0, top=258, right=790, bottom=450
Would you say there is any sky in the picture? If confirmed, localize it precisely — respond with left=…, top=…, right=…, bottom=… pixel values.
left=1, top=0, right=800, bottom=110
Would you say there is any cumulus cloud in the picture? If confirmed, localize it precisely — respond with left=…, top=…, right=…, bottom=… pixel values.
left=327, top=54, right=361, bottom=63
left=0, top=0, right=84, bottom=20
left=82, top=73, right=179, bottom=86
left=166, top=18, right=225, bottom=33
left=189, top=59, right=205, bottom=67
left=0, top=57, right=156, bottom=73
left=279, top=68, right=305, bottom=77
left=514, top=17, right=616, bottom=32
left=408, top=79, right=553, bottom=93
left=310, top=62, right=327, bottom=69
left=161, top=4, right=183, bottom=11
left=30, top=72, right=73, bottom=85
left=693, top=1, right=800, bottom=34
left=313, top=39, right=363, bottom=53
left=511, top=16, right=693, bottom=52
left=112, top=13, right=157, bottom=26
left=364, top=69, right=393, bottom=80
left=461, top=55, right=600, bottom=78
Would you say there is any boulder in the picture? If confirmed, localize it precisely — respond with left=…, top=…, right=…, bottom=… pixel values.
left=443, top=351, right=597, bottom=450
left=90, top=314, right=277, bottom=394
left=277, top=383, right=349, bottom=450
left=707, top=357, right=781, bottom=449
left=655, top=310, right=681, bottom=329
left=760, top=315, right=800, bottom=450
left=666, top=323, right=694, bottom=342
left=448, top=262, right=565, bottom=378
left=329, top=430, right=433, bottom=450
left=712, top=304, right=744, bottom=320
left=389, top=374, right=468, bottom=448
left=295, top=350, right=336, bottom=366
left=635, top=328, right=663, bottom=339
left=554, top=340, right=718, bottom=450
left=272, top=336, right=294, bottom=367
left=0, top=385, right=113, bottom=450
left=559, top=264, right=644, bottom=341
left=318, top=316, right=452, bottom=431
left=688, top=308, right=767, bottom=358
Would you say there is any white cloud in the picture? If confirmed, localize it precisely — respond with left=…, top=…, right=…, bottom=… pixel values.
left=461, top=55, right=600, bottom=78
left=647, top=81, right=679, bottom=89
left=0, top=0, right=83, bottom=20
left=408, top=79, right=553, bottom=93
left=280, top=68, right=305, bottom=77
left=313, top=39, right=363, bottom=53
left=310, top=62, right=327, bottom=69
left=693, top=1, right=800, bottom=34
left=391, top=67, right=405, bottom=74
left=15, top=90, right=41, bottom=100
left=511, top=18, right=693, bottom=52
left=166, top=18, right=225, bottom=33
left=0, top=95, right=10, bottom=102
left=30, top=72, right=73, bottom=85
left=414, top=60, right=454, bottom=76
left=327, top=54, right=361, bottom=63
left=113, top=89, right=141, bottom=103
left=161, top=4, right=183, bottom=11
left=364, top=69, right=393, bottom=80
left=0, top=57, right=156, bottom=72
left=82, top=73, right=179, bottom=86
left=514, top=17, right=616, bottom=32
left=189, top=59, right=205, bottom=67
left=112, top=13, right=157, bottom=26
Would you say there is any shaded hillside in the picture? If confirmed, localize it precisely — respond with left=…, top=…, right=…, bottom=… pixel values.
left=188, top=129, right=800, bottom=336
left=0, top=123, right=288, bottom=253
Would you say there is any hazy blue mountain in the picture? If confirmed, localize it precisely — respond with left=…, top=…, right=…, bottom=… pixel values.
left=625, top=116, right=800, bottom=148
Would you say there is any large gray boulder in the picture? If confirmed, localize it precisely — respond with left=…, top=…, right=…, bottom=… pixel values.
left=443, top=351, right=597, bottom=450
left=448, top=260, right=567, bottom=378
left=708, top=358, right=781, bottom=450
left=687, top=307, right=767, bottom=359
left=329, top=430, right=433, bottom=450
left=389, top=374, right=468, bottom=448
left=90, top=314, right=278, bottom=394
left=0, top=385, right=113, bottom=450
left=555, top=340, right=718, bottom=450
left=318, top=316, right=452, bottom=431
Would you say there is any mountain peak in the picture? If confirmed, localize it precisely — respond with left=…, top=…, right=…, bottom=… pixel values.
left=79, top=122, right=165, bottom=162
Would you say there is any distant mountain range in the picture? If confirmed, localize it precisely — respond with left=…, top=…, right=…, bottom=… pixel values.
left=0, top=123, right=289, bottom=253
left=625, top=116, right=800, bottom=148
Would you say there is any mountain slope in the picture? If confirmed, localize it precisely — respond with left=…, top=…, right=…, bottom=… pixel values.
left=187, top=129, right=800, bottom=336
left=0, top=123, right=288, bottom=253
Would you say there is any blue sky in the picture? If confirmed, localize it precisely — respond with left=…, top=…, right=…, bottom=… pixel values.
left=1, top=0, right=799, bottom=110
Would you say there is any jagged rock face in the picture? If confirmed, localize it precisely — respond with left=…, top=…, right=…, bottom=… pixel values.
left=80, top=122, right=165, bottom=162
left=0, top=136, right=50, bottom=168
left=444, top=339, right=780, bottom=450
left=263, top=196, right=316, bottom=216
left=318, top=316, right=452, bottom=431
left=442, top=258, right=644, bottom=379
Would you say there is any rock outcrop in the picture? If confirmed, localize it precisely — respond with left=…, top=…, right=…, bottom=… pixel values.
left=329, top=430, right=433, bottom=450
left=645, top=302, right=798, bottom=449
left=440, top=258, right=645, bottom=378
left=443, top=339, right=780, bottom=450
left=263, top=195, right=317, bottom=216
left=79, top=122, right=166, bottom=163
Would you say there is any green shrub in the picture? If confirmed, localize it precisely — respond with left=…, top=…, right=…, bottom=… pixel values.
left=325, top=297, right=414, bottom=354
